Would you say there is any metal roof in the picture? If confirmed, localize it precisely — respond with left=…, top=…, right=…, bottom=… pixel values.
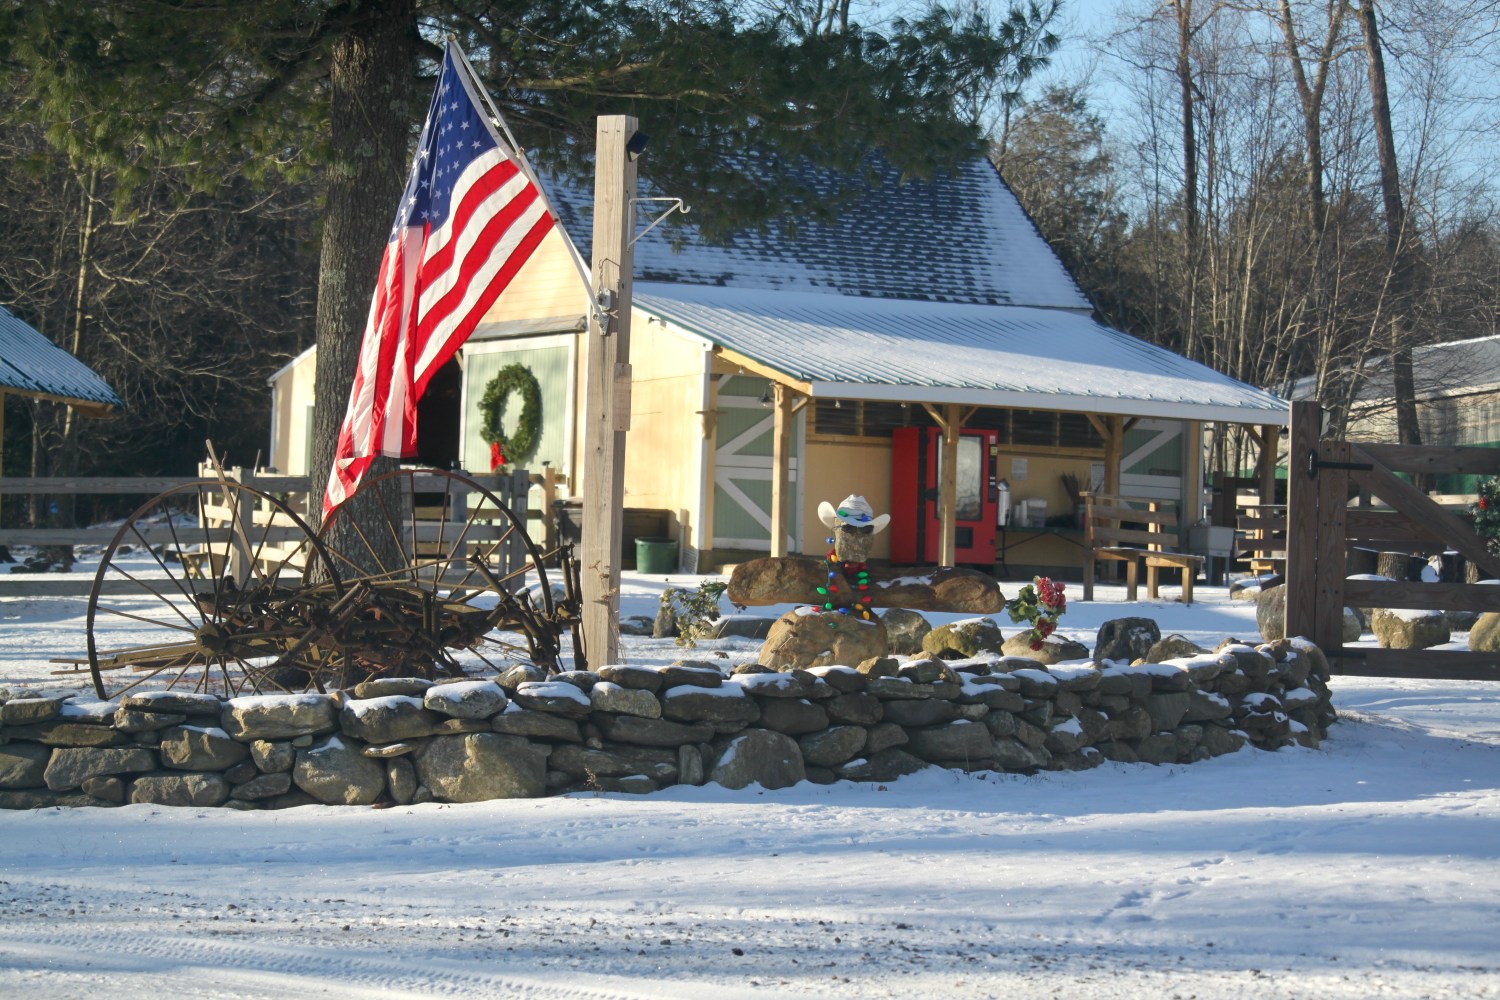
left=636, top=284, right=1291, bottom=425
left=0, top=305, right=123, bottom=413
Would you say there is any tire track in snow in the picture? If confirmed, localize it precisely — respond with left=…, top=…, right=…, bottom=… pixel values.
left=0, top=927, right=763, bottom=1000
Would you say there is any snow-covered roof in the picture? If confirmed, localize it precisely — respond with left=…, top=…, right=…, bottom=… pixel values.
left=539, top=152, right=1286, bottom=423
left=636, top=285, right=1289, bottom=424
left=1290, top=334, right=1500, bottom=403
left=547, top=156, right=1092, bottom=310
left=0, top=304, right=122, bottom=413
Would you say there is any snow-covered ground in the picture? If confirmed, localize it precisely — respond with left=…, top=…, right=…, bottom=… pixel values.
left=1, top=568, right=1498, bottom=999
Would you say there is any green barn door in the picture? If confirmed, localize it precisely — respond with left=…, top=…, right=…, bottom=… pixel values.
left=712, top=377, right=800, bottom=551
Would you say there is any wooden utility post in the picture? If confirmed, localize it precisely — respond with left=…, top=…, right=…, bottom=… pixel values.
left=579, top=115, right=638, bottom=668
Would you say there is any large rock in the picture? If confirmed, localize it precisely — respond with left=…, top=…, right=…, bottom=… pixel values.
left=593, top=714, right=714, bottom=746
left=709, top=729, right=805, bottom=790
left=158, top=726, right=249, bottom=771
left=293, top=736, right=387, bottom=805
left=756, top=698, right=830, bottom=735
left=221, top=694, right=337, bottom=741
left=835, top=747, right=928, bottom=782
left=728, top=556, right=1003, bottom=613
left=414, top=733, right=548, bottom=802
left=250, top=740, right=296, bottom=773
left=590, top=682, right=663, bottom=719
left=922, top=617, right=1006, bottom=659
left=129, top=773, right=230, bottom=807
left=903, top=721, right=994, bottom=763
left=757, top=609, right=888, bottom=672
left=1093, top=618, right=1161, bottom=664
left=550, top=744, right=677, bottom=784
left=0, top=696, right=66, bottom=725
left=661, top=685, right=761, bottom=725
left=340, top=695, right=442, bottom=743
left=1259, top=585, right=1360, bottom=644
left=1001, top=632, right=1090, bottom=664
left=1256, top=585, right=1285, bottom=642
left=513, top=681, right=594, bottom=719
left=879, top=698, right=959, bottom=727
left=121, top=691, right=223, bottom=717
left=596, top=663, right=666, bottom=692
left=43, top=747, right=158, bottom=791
left=423, top=681, right=508, bottom=719
left=880, top=608, right=932, bottom=656
left=231, top=772, right=294, bottom=801
left=0, top=743, right=51, bottom=789
left=1468, top=612, right=1500, bottom=652
left=3, top=721, right=122, bottom=748
left=491, top=707, right=583, bottom=742
left=1370, top=608, right=1451, bottom=650
left=798, top=725, right=868, bottom=767
left=825, top=692, right=882, bottom=725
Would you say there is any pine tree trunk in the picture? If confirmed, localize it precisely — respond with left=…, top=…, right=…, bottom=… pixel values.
left=307, top=3, right=418, bottom=575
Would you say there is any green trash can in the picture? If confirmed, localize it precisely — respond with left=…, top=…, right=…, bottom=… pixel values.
left=635, top=537, right=678, bottom=574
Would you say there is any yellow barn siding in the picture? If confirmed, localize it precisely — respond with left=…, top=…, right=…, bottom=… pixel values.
left=619, top=318, right=707, bottom=544
left=268, top=350, right=318, bottom=475
left=478, top=230, right=588, bottom=325
left=800, top=438, right=894, bottom=558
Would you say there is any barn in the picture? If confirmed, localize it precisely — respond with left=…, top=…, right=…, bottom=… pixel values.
left=268, top=154, right=1288, bottom=578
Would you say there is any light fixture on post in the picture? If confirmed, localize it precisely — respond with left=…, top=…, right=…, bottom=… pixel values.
left=760, top=383, right=774, bottom=408
left=625, top=130, right=650, bottom=160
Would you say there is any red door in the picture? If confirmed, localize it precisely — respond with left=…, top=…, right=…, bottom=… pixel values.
left=890, top=426, right=999, bottom=565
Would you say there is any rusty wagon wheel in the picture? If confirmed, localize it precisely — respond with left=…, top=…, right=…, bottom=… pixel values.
left=316, top=468, right=561, bottom=681
left=83, top=481, right=344, bottom=700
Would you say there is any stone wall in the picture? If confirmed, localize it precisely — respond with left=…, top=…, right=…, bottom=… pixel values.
left=0, top=636, right=1337, bottom=810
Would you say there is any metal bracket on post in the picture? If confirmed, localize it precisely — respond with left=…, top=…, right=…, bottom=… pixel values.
left=630, top=197, right=689, bottom=247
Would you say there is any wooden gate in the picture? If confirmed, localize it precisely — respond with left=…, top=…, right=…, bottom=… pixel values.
left=1284, top=399, right=1500, bottom=680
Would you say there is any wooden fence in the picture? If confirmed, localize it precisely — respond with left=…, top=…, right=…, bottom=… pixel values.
left=0, top=464, right=549, bottom=598
left=1284, top=399, right=1500, bottom=680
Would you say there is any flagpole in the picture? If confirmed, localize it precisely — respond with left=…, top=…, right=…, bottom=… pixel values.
left=448, top=41, right=605, bottom=332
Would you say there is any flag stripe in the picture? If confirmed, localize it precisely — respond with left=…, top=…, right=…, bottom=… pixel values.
left=322, top=42, right=558, bottom=517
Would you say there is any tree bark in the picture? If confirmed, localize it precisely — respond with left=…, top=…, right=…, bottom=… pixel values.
left=306, top=3, right=418, bottom=574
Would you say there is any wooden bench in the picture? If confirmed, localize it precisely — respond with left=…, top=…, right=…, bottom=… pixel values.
left=1235, top=504, right=1286, bottom=577
left=1082, top=492, right=1204, bottom=603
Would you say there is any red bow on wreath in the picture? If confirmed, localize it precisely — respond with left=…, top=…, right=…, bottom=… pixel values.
left=489, top=441, right=506, bottom=471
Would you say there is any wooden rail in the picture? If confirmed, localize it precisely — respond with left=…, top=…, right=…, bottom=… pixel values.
left=0, top=464, right=548, bottom=598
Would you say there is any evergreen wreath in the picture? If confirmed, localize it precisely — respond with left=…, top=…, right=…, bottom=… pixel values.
left=478, top=364, right=542, bottom=465
left=1473, top=476, right=1500, bottom=556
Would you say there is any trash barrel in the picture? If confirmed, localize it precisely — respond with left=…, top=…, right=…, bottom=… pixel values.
left=634, top=537, right=678, bottom=574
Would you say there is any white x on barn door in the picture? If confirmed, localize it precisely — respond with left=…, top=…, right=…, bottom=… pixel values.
left=712, top=383, right=800, bottom=551
left=1120, top=418, right=1184, bottom=504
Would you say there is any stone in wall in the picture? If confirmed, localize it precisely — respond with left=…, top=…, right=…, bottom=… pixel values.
left=413, top=732, right=548, bottom=802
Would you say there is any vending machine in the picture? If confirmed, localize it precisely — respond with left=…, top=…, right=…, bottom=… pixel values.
left=889, top=426, right=1002, bottom=565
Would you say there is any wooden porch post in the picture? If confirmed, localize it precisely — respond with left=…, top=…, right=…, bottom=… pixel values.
left=580, top=115, right=638, bottom=668
left=1182, top=419, right=1203, bottom=547
left=1259, top=423, right=1281, bottom=503
left=920, top=402, right=971, bottom=568
left=769, top=383, right=794, bottom=557
left=938, top=404, right=961, bottom=567
left=1094, top=415, right=1124, bottom=494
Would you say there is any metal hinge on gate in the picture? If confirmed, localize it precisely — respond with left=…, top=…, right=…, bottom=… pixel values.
left=1304, top=451, right=1374, bottom=478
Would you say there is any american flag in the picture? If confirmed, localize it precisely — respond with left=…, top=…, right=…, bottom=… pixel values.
left=323, top=41, right=555, bottom=516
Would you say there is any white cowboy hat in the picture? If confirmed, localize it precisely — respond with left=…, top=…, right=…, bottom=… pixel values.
left=817, top=494, right=890, bottom=534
